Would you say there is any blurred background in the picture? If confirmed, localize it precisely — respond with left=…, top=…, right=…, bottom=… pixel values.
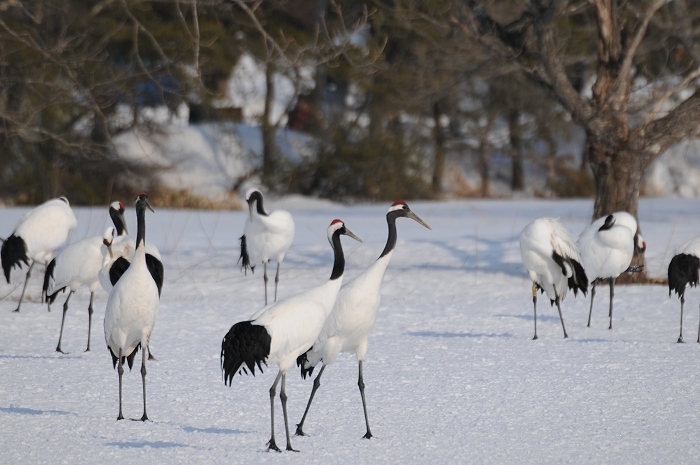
left=0, top=0, right=699, bottom=208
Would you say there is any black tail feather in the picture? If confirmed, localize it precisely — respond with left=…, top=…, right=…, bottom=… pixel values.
left=568, top=259, right=588, bottom=297
left=221, top=321, right=270, bottom=385
left=1, top=234, right=28, bottom=283
left=109, top=257, right=131, bottom=287
left=296, top=349, right=316, bottom=379
left=238, top=235, right=254, bottom=275
left=146, top=254, right=164, bottom=297
left=42, top=258, right=57, bottom=304
left=668, top=253, right=700, bottom=298
left=108, top=343, right=141, bottom=370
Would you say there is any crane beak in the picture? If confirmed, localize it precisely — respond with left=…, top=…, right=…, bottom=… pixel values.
left=407, top=211, right=431, bottom=230
left=343, top=227, right=362, bottom=243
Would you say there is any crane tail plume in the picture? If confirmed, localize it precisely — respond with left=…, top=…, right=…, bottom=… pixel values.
left=296, top=349, right=316, bottom=379
left=221, top=321, right=270, bottom=385
left=108, top=343, right=141, bottom=370
left=238, top=235, right=253, bottom=275
left=42, top=258, right=57, bottom=304
left=668, top=253, right=700, bottom=298
left=568, top=259, right=588, bottom=297
left=1, top=234, right=29, bottom=283
left=146, top=254, right=164, bottom=297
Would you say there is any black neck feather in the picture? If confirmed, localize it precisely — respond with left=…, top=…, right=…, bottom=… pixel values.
left=330, top=229, right=346, bottom=280
left=250, top=191, right=268, bottom=216
left=110, top=209, right=127, bottom=236
left=379, top=211, right=400, bottom=259
left=135, top=203, right=146, bottom=250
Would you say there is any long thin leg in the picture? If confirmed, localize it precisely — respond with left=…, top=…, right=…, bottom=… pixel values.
left=139, top=345, right=148, bottom=421
left=263, top=262, right=268, bottom=306
left=608, top=278, right=615, bottom=330
left=587, top=281, right=597, bottom=327
left=295, top=364, right=326, bottom=436
left=553, top=286, right=568, bottom=339
left=85, top=292, right=94, bottom=352
left=678, top=294, right=686, bottom=343
left=267, top=371, right=283, bottom=452
left=531, top=284, right=538, bottom=340
left=55, top=291, right=73, bottom=353
left=279, top=374, right=297, bottom=452
left=117, top=348, right=124, bottom=420
left=697, top=302, right=700, bottom=344
left=274, top=262, right=280, bottom=302
left=359, top=360, right=373, bottom=439
left=13, top=261, right=34, bottom=313
left=148, top=346, right=156, bottom=361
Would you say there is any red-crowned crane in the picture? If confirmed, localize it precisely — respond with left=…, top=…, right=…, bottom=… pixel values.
left=104, top=193, right=160, bottom=421
left=294, top=201, right=431, bottom=439
left=43, top=202, right=130, bottom=353
left=520, top=218, right=588, bottom=339
left=1, top=197, right=77, bottom=312
left=239, top=189, right=295, bottom=305
left=222, top=219, right=361, bottom=452
left=578, top=212, right=646, bottom=330
left=668, top=237, right=700, bottom=343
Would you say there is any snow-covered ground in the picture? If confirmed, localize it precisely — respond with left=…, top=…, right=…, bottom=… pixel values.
left=1, top=197, right=699, bottom=464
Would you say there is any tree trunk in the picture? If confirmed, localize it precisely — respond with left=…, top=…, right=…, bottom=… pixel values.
left=261, top=61, right=277, bottom=185
left=431, top=101, right=445, bottom=197
left=508, top=109, right=524, bottom=191
left=588, top=138, right=647, bottom=283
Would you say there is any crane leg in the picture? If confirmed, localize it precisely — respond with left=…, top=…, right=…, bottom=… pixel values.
left=13, top=261, right=34, bottom=313
left=358, top=360, right=373, bottom=439
left=697, top=302, right=700, bottom=344
left=608, top=278, right=615, bottom=330
left=55, top=291, right=73, bottom=353
left=678, top=294, right=685, bottom=343
left=554, top=286, right=568, bottom=339
left=147, top=346, right=156, bottom=361
left=267, top=371, right=282, bottom=452
left=274, top=262, right=280, bottom=302
left=264, top=262, right=268, bottom=306
left=117, top=348, right=124, bottom=420
left=279, top=374, right=298, bottom=452
left=587, top=281, right=597, bottom=327
left=139, top=345, right=148, bottom=421
left=295, top=364, right=326, bottom=436
left=531, top=284, right=538, bottom=340
left=85, top=291, right=94, bottom=352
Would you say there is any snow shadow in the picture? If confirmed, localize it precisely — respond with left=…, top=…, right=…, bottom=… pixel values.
left=496, top=313, right=561, bottom=322
left=182, top=425, right=249, bottom=435
left=406, top=330, right=513, bottom=339
left=421, top=235, right=524, bottom=278
left=0, top=405, right=73, bottom=416
left=106, top=441, right=188, bottom=449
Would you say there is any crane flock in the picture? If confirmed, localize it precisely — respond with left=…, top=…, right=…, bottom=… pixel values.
left=2, top=191, right=698, bottom=452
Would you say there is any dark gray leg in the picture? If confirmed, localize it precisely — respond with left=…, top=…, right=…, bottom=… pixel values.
left=55, top=291, right=73, bottom=353
left=608, top=278, right=615, bottom=330
left=13, top=261, right=34, bottom=313
left=531, top=284, right=538, bottom=340
left=359, top=360, right=373, bottom=439
left=117, top=348, right=124, bottom=420
left=139, top=346, right=148, bottom=421
left=554, top=286, right=568, bottom=339
left=263, top=262, right=268, bottom=306
left=147, top=346, right=156, bottom=361
left=274, top=262, right=280, bottom=302
left=678, top=294, right=686, bottom=343
left=696, top=302, right=700, bottom=344
left=279, top=374, right=297, bottom=452
left=85, top=292, right=94, bottom=352
left=587, top=281, right=597, bottom=327
left=296, top=364, right=326, bottom=436
left=267, top=371, right=282, bottom=452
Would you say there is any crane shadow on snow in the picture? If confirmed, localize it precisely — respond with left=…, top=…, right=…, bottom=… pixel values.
left=406, top=331, right=514, bottom=339
left=422, top=235, right=524, bottom=278
left=181, top=425, right=250, bottom=435
left=496, top=313, right=563, bottom=323
left=0, top=405, right=74, bottom=416
left=106, top=441, right=189, bottom=449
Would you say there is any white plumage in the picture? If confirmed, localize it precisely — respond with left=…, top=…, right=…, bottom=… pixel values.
left=1, top=197, right=78, bottom=312
left=104, top=194, right=160, bottom=421
left=222, top=219, right=361, bottom=452
left=578, top=211, right=646, bottom=329
left=239, top=189, right=295, bottom=305
left=295, top=201, right=431, bottom=439
left=520, top=218, right=588, bottom=339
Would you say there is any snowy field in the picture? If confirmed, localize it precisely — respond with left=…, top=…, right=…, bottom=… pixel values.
left=1, top=197, right=700, bottom=464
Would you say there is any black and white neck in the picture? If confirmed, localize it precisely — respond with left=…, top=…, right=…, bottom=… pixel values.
left=327, top=219, right=362, bottom=280
left=246, top=189, right=268, bottom=219
left=109, top=201, right=128, bottom=236
left=379, top=201, right=431, bottom=259
left=134, top=193, right=153, bottom=251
